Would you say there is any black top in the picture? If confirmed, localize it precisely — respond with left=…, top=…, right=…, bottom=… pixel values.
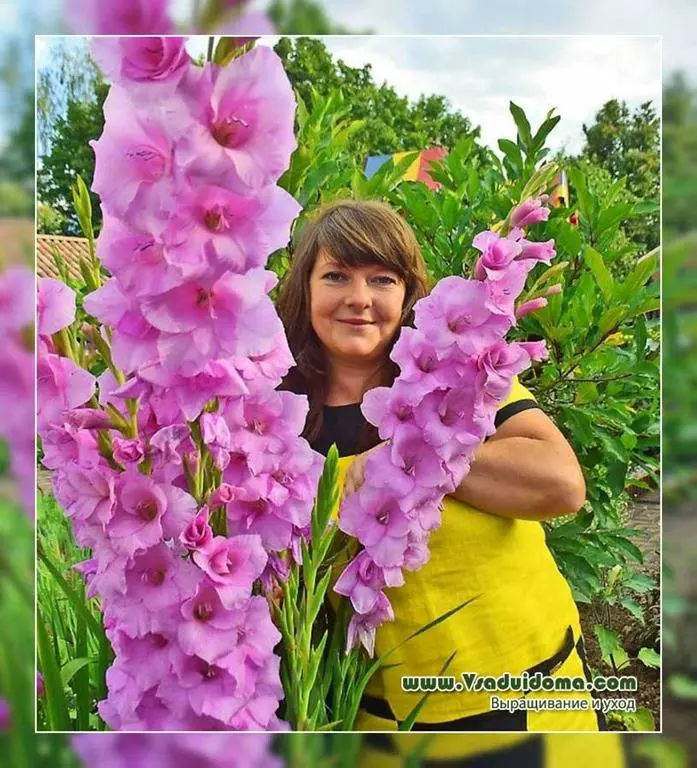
left=310, top=398, right=540, bottom=458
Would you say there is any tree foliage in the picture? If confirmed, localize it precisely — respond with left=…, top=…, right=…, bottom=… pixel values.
left=274, top=37, right=481, bottom=159
left=37, top=81, right=107, bottom=236
left=580, top=99, right=659, bottom=252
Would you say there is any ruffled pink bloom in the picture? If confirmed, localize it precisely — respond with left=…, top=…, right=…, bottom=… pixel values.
left=232, top=335, right=295, bottom=386
left=484, top=261, right=530, bottom=323
left=41, top=424, right=99, bottom=470
left=66, top=0, right=173, bottom=34
left=178, top=580, right=249, bottom=663
left=389, top=328, right=459, bottom=395
left=139, top=359, right=248, bottom=421
left=346, top=591, right=394, bottom=656
left=96, top=214, right=190, bottom=299
left=361, top=381, right=421, bottom=439
left=510, top=196, right=550, bottom=228
left=37, top=353, right=96, bottom=430
left=193, top=534, right=267, bottom=609
left=507, top=227, right=556, bottom=263
left=176, top=47, right=297, bottom=192
left=90, top=86, right=176, bottom=225
left=226, top=494, right=294, bottom=553
left=91, top=37, right=189, bottom=92
left=160, top=182, right=300, bottom=274
left=53, top=464, right=117, bottom=528
left=334, top=550, right=404, bottom=614
left=64, top=407, right=112, bottom=430
left=412, top=388, right=486, bottom=451
left=0, top=266, right=34, bottom=333
left=107, top=471, right=196, bottom=556
left=340, top=484, right=411, bottom=568
left=473, top=230, right=522, bottom=281
left=142, top=268, right=283, bottom=375
left=415, top=276, right=509, bottom=356
left=112, top=437, right=146, bottom=465
left=180, top=506, right=214, bottom=551
left=37, top=277, right=76, bottom=336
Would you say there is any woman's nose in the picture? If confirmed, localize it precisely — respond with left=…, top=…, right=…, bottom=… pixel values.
left=344, top=278, right=372, bottom=308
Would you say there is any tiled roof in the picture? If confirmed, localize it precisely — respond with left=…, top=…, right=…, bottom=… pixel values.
left=37, top=234, right=90, bottom=283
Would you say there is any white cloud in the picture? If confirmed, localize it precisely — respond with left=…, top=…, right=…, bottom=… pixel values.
left=312, top=36, right=660, bottom=154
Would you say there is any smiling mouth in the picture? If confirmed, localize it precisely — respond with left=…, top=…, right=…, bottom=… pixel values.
left=338, top=319, right=374, bottom=326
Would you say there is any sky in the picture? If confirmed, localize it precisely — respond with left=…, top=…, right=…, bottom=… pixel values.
left=5, top=0, right=693, bottom=150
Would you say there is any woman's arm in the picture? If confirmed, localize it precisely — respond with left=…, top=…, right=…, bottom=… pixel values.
left=449, top=409, right=587, bottom=521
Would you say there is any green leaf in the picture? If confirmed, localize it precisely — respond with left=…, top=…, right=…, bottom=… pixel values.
left=37, top=610, right=71, bottom=731
left=497, top=138, right=523, bottom=170
left=60, top=656, right=93, bottom=687
left=598, top=306, right=627, bottom=335
left=398, top=650, right=457, bottom=731
left=531, top=113, right=561, bottom=152
left=583, top=247, right=615, bottom=302
left=619, top=706, right=655, bottom=732
left=594, top=624, right=625, bottom=667
left=637, top=647, right=660, bottom=669
left=621, top=249, right=659, bottom=300
left=619, top=598, right=644, bottom=624
left=509, top=101, right=533, bottom=149
left=625, top=571, right=655, bottom=594
left=668, top=674, right=697, bottom=700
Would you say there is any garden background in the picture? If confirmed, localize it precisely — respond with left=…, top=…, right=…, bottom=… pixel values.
left=0, top=1, right=694, bottom=762
left=30, top=33, right=661, bottom=734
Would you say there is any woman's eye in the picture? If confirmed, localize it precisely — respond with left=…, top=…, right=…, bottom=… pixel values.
left=323, top=271, right=346, bottom=282
left=372, top=275, right=398, bottom=286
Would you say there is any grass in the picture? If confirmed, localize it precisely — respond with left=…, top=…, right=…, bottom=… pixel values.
left=36, top=492, right=113, bottom=733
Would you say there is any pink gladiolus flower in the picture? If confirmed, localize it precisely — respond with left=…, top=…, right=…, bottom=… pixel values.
left=232, top=335, right=295, bottom=385
left=107, top=472, right=197, bottom=556
left=340, top=485, right=411, bottom=568
left=139, top=359, right=248, bottom=421
left=149, top=424, right=192, bottom=466
left=226, top=494, right=294, bottom=552
left=507, top=227, right=556, bottom=264
left=473, top=230, right=522, bottom=281
left=37, top=353, right=96, bottom=430
left=91, top=37, right=189, bottom=91
left=161, top=182, right=300, bottom=274
left=53, top=464, right=117, bottom=528
left=112, top=437, right=146, bottom=465
left=415, top=276, right=508, bottom=355
left=510, top=196, right=550, bottom=228
left=179, top=580, right=252, bottom=663
left=37, top=277, right=76, bottom=336
left=96, top=214, right=190, bottom=299
left=66, top=0, right=173, bottom=34
left=90, top=86, right=175, bottom=224
left=361, top=382, right=420, bottom=439
left=0, top=266, right=34, bottom=333
left=180, top=506, right=214, bottom=551
left=346, top=591, right=394, bottom=656
left=200, top=412, right=232, bottom=449
left=484, top=261, right=530, bottom=322
left=176, top=46, right=297, bottom=192
left=143, top=269, right=283, bottom=375
left=41, top=424, right=99, bottom=470
left=193, top=534, right=267, bottom=609
left=474, top=340, right=533, bottom=401
left=334, top=550, right=404, bottom=614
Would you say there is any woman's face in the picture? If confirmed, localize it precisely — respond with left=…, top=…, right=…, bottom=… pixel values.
left=309, top=248, right=407, bottom=366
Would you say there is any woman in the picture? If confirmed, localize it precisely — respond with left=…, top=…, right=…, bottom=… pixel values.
left=276, top=199, right=607, bottom=736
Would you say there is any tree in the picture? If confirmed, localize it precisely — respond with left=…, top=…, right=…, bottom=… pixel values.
left=662, top=72, right=697, bottom=239
left=580, top=99, right=659, bottom=251
left=37, top=80, right=108, bottom=236
left=269, top=0, right=367, bottom=34
left=274, top=37, right=482, bottom=159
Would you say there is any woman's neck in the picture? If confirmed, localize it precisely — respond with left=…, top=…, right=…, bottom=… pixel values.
left=324, top=358, right=385, bottom=406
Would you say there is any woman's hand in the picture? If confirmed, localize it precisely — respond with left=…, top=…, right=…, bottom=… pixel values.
left=341, top=441, right=388, bottom=501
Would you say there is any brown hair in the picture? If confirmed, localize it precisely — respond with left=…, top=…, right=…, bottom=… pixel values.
left=277, top=199, right=429, bottom=446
